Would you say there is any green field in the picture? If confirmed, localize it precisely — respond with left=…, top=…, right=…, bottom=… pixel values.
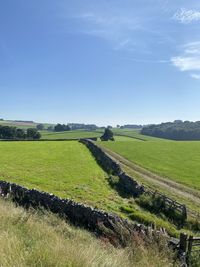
left=99, top=141, right=200, bottom=191
left=41, top=130, right=101, bottom=140
left=41, top=130, right=143, bottom=141
left=113, top=135, right=140, bottom=141
left=111, top=128, right=167, bottom=141
left=0, top=141, right=133, bottom=214
left=0, top=141, right=106, bottom=203
left=0, top=141, right=181, bottom=235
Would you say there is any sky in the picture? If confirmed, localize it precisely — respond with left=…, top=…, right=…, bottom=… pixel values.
left=1, top=0, right=200, bottom=126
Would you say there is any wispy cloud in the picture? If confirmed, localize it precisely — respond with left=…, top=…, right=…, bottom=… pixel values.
left=171, top=41, right=200, bottom=79
left=173, top=8, right=200, bottom=24
left=190, top=73, right=200, bottom=79
left=171, top=56, right=200, bottom=71
left=72, top=12, right=142, bottom=51
left=70, top=9, right=171, bottom=55
left=123, top=57, right=169, bottom=63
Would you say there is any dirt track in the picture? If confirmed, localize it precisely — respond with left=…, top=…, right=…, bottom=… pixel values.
left=100, top=145, right=200, bottom=216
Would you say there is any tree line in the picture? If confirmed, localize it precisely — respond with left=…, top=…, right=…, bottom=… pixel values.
left=141, top=120, right=200, bottom=140
left=0, top=126, right=41, bottom=140
left=53, top=123, right=98, bottom=132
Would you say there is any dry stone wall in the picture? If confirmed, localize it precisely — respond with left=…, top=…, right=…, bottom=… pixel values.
left=80, top=139, right=145, bottom=197
left=0, top=180, right=166, bottom=246
left=80, top=139, right=187, bottom=221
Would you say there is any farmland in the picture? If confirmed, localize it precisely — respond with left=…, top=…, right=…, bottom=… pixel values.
left=0, top=141, right=107, bottom=203
left=0, top=140, right=181, bottom=235
left=41, top=130, right=101, bottom=140
left=99, top=141, right=200, bottom=191
left=111, top=128, right=167, bottom=141
left=40, top=129, right=146, bottom=141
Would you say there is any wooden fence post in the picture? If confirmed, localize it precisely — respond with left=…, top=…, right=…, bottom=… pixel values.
left=182, top=205, right=187, bottom=220
left=179, top=233, right=188, bottom=254
left=187, top=235, right=193, bottom=263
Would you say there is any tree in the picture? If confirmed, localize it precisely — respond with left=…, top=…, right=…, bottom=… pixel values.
left=47, top=126, right=54, bottom=131
left=54, top=124, right=71, bottom=132
left=16, top=129, right=26, bottom=139
left=100, top=127, right=114, bottom=141
left=36, top=124, right=44, bottom=131
left=27, top=128, right=41, bottom=140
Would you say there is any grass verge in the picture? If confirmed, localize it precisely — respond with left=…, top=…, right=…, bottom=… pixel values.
left=0, top=198, right=179, bottom=267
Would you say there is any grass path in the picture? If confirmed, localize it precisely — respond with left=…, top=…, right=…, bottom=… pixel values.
left=99, top=145, right=200, bottom=216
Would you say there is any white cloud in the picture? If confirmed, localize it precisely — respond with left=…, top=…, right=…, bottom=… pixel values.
left=191, top=73, right=200, bottom=80
left=171, top=56, right=200, bottom=71
left=183, top=41, right=200, bottom=55
left=173, top=8, right=200, bottom=24
left=171, top=41, right=200, bottom=79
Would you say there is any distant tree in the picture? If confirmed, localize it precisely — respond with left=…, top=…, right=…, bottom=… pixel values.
left=107, top=125, right=113, bottom=129
left=54, top=124, right=71, bottom=132
left=47, top=126, right=54, bottom=131
left=141, top=120, right=200, bottom=140
left=100, top=128, right=114, bottom=141
left=67, top=123, right=97, bottom=130
left=65, top=125, right=71, bottom=131
left=54, top=124, right=63, bottom=132
left=16, top=129, right=26, bottom=139
left=27, top=128, right=41, bottom=140
left=0, top=125, right=41, bottom=140
left=116, top=125, right=120, bottom=128
left=1, top=126, right=16, bottom=139
left=36, top=124, right=44, bottom=131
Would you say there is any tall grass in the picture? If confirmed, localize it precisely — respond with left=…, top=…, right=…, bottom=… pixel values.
left=0, top=198, right=178, bottom=267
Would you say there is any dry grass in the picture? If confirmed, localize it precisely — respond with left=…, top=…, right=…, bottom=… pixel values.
left=0, top=198, right=178, bottom=267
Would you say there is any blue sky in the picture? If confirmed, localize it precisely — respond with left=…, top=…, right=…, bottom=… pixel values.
left=1, top=0, right=200, bottom=126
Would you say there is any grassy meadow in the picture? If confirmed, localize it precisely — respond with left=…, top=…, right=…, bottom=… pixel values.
left=111, top=128, right=166, bottom=141
left=99, top=141, right=200, bottom=191
left=0, top=141, right=107, bottom=204
left=0, top=140, right=182, bottom=236
left=41, top=130, right=101, bottom=139
left=0, top=198, right=178, bottom=267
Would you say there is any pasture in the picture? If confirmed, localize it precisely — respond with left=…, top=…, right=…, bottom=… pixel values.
left=0, top=141, right=106, bottom=203
left=111, top=128, right=167, bottom=141
left=99, top=141, right=200, bottom=191
left=41, top=130, right=101, bottom=139
left=0, top=140, right=180, bottom=235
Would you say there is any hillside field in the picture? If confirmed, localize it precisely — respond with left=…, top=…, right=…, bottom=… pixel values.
left=41, top=130, right=101, bottom=139
left=0, top=140, right=182, bottom=236
left=99, top=141, right=200, bottom=191
left=111, top=128, right=167, bottom=141
left=40, top=130, right=144, bottom=141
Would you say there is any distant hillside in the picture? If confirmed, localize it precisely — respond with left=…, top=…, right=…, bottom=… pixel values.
left=0, top=119, right=54, bottom=130
left=141, top=120, right=200, bottom=140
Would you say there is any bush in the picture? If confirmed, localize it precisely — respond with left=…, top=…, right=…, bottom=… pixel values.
left=135, top=194, right=185, bottom=227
